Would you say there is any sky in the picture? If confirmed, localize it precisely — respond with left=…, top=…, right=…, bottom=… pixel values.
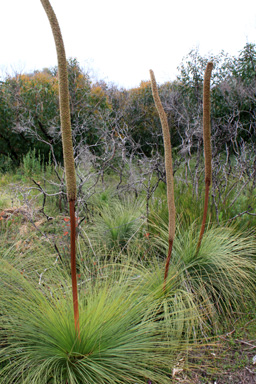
left=1, top=0, right=256, bottom=89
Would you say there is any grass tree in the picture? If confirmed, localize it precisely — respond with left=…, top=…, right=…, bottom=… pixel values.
left=40, top=0, right=79, bottom=333
left=150, top=69, right=176, bottom=288
left=150, top=214, right=256, bottom=324
left=0, top=258, right=196, bottom=384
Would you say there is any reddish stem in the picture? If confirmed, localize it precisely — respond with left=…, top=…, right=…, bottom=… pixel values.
left=69, top=200, right=80, bottom=337
left=197, top=179, right=210, bottom=252
left=163, top=238, right=173, bottom=292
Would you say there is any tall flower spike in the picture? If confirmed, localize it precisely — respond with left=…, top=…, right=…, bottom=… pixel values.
left=40, top=0, right=79, bottom=335
left=197, top=62, right=213, bottom=252
left=149, top=70, right=176, bottom=288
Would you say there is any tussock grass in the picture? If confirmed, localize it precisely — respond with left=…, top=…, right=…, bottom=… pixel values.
left=0, top=258, right=200, bottom=384
left=150, top=216, right=256, bottom=323
left=87, top=197, right=146, bottom=252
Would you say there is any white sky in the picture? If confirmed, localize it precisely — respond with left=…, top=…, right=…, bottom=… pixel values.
left=1, top=0, right=256, bottom=89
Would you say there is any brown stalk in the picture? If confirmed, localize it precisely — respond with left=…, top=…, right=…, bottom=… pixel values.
left=40, top=0, right=79, bottom=335
left=69, top=200, right=79, bottom=333
left=197, top=62, right=213, bottom=252
left=149, top=70, right=176, bottom=289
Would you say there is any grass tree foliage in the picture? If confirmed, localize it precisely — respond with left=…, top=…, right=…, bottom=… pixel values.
left=150, top=217, right=256, bottom=323
left=0, top=257, right=201, bottom=384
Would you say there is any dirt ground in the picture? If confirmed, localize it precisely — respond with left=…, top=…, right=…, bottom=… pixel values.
left=172, top=337, right=256, bottom=383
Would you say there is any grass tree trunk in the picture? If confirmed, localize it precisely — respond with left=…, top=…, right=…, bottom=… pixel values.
left=149, top=70, right=175, bottom=289
left=40, top=0, right=79, bottom=334
left=197, top=62, right=213, bottom=252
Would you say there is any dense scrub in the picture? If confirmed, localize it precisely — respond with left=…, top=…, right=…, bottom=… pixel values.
left=1, top=44, right=256, bottom=166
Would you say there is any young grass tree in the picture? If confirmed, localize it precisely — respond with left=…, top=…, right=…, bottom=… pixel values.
left=197, top=62, right=213, bottom=251
left=149, top=70, right=176, bottom=288
left=40, top=0, right=79, bottom=333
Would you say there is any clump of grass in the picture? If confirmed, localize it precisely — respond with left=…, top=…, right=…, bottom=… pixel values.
left=0, top=258, right=198, bottom=384
left=137, top=259, right=208, bottom=342
left=150, top=216, right=256, bottom=324
left=87, top=197, right=146, bottom=253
